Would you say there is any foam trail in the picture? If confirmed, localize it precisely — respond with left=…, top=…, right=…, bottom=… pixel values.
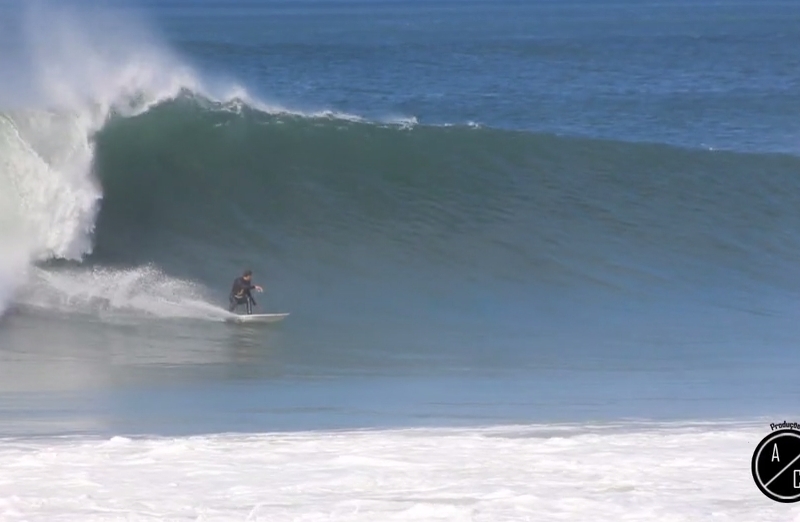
left=19, top=266, right=231, bottom=321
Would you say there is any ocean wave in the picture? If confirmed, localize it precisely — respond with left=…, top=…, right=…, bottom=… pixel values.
left=4, top=4, right=800, bottom=320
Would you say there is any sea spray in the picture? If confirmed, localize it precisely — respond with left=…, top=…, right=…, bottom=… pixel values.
left=0, top=2, right=216, bottom=314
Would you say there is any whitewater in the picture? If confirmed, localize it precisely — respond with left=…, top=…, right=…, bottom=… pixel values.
left=1, top=421, right=795, bottom=522
left=0, top=5, right=180, bottom=312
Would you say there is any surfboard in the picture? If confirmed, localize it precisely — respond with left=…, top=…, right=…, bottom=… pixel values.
left=225, top=313, right=289, bottom=324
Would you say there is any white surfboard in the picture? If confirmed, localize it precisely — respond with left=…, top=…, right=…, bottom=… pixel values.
left=225, top=313, right=290, bottom=324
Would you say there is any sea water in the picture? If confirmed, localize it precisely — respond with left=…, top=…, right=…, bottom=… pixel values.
left=1, top=0, right=799, bottom=519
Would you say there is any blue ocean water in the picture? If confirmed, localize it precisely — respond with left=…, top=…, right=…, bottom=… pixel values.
left=0, top=0, right=799, bottom=438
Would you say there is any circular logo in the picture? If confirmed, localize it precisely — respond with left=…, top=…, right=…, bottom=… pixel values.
left=752, top=429, right=800, bottom=503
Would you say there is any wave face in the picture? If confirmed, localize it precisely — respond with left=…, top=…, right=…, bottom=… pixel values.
left=87, top=97, right=800, bottom=304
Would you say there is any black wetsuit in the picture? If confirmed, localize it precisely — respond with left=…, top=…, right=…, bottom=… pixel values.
left=229, top=277, right=257, bottom=313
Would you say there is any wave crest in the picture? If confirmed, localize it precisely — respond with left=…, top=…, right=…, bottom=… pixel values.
left=0, top=2, right=251, bottom=313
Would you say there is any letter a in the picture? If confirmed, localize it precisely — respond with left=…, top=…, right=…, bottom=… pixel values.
left=773, top=443, right=780, bottom=462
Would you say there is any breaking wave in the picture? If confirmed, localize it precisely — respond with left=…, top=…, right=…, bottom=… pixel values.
left=4, top=2, right=800, bottom=321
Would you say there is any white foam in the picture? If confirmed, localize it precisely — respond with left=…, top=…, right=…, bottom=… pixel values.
left=0, top=421, right=795, bottom=521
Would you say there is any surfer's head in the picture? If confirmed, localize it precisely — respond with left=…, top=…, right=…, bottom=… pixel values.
left=243, top=269, right=252, bottom=280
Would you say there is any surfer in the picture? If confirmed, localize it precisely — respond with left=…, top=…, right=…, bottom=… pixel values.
left=228, top=269, right=263, bottom=314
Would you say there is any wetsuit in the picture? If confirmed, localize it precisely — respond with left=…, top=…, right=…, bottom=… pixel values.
left=229, top=277, right=257, bottom=314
